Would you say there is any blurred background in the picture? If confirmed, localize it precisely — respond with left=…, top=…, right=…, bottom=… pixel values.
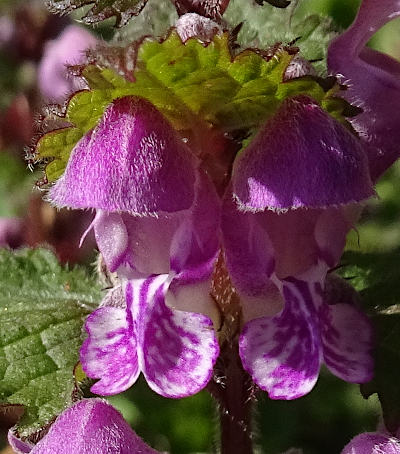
left=0, top=0, right=399, bottom=452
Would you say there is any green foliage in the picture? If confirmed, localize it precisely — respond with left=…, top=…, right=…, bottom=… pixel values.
left=115, top=0, right=177, bottom=43
left=339, top=250, right=400, bottom=433
left=36, top=32, right=345, bottom=182
left=346, top=162, right=400, bottom=253
left=46, top=0, right=148, bottom=27
left=0, top=152, right=35, bottom=218
left=0, top=248, right=101, bottom=437
left=361, top=314, right=400, bottom=434
left=340, top=250, right=400, bottom=312
left=223, top=0, right=338, bottom=74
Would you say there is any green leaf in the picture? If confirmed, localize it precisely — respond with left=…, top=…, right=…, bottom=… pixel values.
left=339, top=250, right=400, bottom=313
left=0, top=248, right=101, bottom=438
left=36, top=32, right=343, bottom=182
left=46, top=0, right=148, bottom=27
left=338, top=250, right=400, bottom=433
left=116, top=0, right=177, bottom=43
left=223, top=0, right=338, bottom=74
left=360, top=313, right=400, bottom=434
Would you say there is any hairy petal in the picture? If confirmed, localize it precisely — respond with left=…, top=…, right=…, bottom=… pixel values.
left=232, top=95, right=373, bottom=211
left=83, top=174, right=220, bottom=397
left=320, top=303, right=374, bottom=383
left=49, top=96, right=196, bottom=215
left=342, top=433, right=400, bottom=454
left=328, top=0, right=400, bottom=180
left=80, top=304, right=140, bottom=396
left=92, top=211, right=131, bottom=273
left=222, top=194, right=281, bottom=320
left=137, top=276, right=219, bottom=398
left=29, top=399, right=159, bottom=454
left=93, top=170, right=220, bottom=277
left=169, top=171, right=220, bottom=275
left=239, top=277, right=322, bottom=400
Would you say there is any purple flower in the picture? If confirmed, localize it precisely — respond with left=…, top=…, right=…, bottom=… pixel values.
left=222, top=96, right=374, bottom=399
left=47, top=0, right=400, bottom=400
left=49, top=93, right=375, bottom=401
left=328, top=0, right=400, bottom=181
left=38, top=25, right=98, bottom=102
left=342, top=433, right=400, bottom=454
left=9, top=399, right=160, bottom=454
left=50, top=96, right=220, bottom=398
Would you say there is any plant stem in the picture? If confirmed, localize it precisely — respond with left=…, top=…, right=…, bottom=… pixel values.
left=208, top=341, right=254, bottom=454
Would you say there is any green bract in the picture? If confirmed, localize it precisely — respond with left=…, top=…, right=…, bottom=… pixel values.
left=0, top=248, right=101, bottom=438
left=36, top=32, right=349, bottom=182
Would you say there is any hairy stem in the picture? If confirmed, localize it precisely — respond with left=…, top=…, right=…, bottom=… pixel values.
left=208, top=341, right=254, bottom=454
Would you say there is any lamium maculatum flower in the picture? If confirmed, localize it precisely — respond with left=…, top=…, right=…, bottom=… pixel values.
left=45, top=0, right=400, bottom=402
left=223, top=95, right=374, bottom=399
left=328, top=0, right=400, bottom=181
left=50, top=96, right=220, bottom=398
left=341, top=433, right=400, bottom=454
left=9, top=399, right=160, bottom=454
left=49, top=93, right=375, bottom=401
left=38, top=25, right=98, bottom=102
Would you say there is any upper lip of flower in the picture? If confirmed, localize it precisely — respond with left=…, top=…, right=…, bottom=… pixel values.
left=328, top=0, right=400, bottom=181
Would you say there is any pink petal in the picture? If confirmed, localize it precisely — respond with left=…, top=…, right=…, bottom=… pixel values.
left=320, top=302, right=374, bottom=383
left=239, top=277, right=323, bottom=400
left=139, top=275, right=220, bottom=398
left=328, top=0, right=400, bottom=180
left=80, top=301, right=140, bottom=395
left=49, top=96, right=197, bottom=215
left=82, top=170, right=220, bottom=397
left=314, top=205, right=361, bottom=268
left=232, top=95, right=373, bottom=211
left=92, top=170, right=220, bottom=278
left=8, top=430, right=33, bottom=454
left=222, top=194, right=279, bottom=320
left=29, top=399, right=159, bottom=454
left=38, top=25, right=98, bottom=102
left=342, top=433, right=400, bottom=454
left=92, top=211, right=131, bottom=273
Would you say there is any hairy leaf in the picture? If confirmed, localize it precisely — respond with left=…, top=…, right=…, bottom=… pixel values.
left=35, top=32, right=344, bottom=182
left=116, top=0, right=178, bottom=43
left=46, top=0, right=148, bottom=27
left=0, top=248, right=101, bottom=438
left=339, top=250, right=400, bottom=433
left=223, top=0, right=338, bottom=74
